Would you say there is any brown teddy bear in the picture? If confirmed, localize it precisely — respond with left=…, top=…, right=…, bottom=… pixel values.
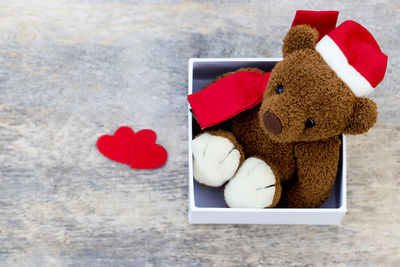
left=190, top=20, right=387, bottom=208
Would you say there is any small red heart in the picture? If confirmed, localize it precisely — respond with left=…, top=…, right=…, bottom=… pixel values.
left=97, top=126, right=135, bottom=164
left=129, top=129, right=168, bottom=169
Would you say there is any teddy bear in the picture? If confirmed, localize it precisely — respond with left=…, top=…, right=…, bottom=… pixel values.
left=189, top=19, right=387, bottom=208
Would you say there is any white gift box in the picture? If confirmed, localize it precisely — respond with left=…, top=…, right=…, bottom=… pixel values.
left=188, top=58, right=346, bottom=225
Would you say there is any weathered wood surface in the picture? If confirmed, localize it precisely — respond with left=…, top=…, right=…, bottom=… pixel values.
left=0, top=1, right=399, bottom=266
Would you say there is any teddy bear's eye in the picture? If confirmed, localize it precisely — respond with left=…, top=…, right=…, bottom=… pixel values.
left=305, top=118, right=315, bottom=128
left=275, top=85, right=284, bottom=94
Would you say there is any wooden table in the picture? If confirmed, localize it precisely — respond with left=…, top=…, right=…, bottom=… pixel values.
left=0, top=1, right=399, bottom=265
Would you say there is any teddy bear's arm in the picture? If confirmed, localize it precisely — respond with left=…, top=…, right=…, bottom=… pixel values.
left=285, top=136, right=341, bottom=208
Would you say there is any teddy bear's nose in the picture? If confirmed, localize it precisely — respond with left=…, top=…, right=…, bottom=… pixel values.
left=263, top=112, right=282, bottom=134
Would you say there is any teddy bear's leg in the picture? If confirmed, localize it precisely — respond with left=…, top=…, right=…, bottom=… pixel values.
left=192, top=130, right=244, bottom=187
left=283, top=136, right=341, bottom=208
left=224, top=157, right=281, bottom=208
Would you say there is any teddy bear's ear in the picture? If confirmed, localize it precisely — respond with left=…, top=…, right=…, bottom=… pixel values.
left=344, top=98, right=377, bottom=135
left=282, top=25, right=319, bottom=57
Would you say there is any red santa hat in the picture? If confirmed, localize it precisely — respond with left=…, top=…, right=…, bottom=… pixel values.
left=316, top=20, right=388, bottom=97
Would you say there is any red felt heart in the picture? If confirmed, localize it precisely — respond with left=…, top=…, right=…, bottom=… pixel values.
left=129, top=129, right=168, bottom=169
left=97, top=126, right=135, bottom=164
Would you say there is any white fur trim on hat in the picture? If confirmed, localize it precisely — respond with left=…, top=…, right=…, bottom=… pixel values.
left=316, top=36, right=374, bottom=97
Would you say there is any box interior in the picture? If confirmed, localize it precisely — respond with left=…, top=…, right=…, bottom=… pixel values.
left=191, top=60, right=344, bottom=209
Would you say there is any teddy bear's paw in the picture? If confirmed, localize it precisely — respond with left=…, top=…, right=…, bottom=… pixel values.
left=192, top=133, right=241, bottom=187
left=224, top=157, right=277, bottom=208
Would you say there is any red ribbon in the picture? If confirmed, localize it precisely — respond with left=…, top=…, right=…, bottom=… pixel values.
left=188, top=71, right=270, bottom=129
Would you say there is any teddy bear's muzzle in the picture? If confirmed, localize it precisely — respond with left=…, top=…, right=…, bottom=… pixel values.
left=263, top=112, right=282, bottom=134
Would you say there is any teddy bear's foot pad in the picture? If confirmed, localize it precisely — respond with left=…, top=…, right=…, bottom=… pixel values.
left=224, top=157, right=276, bottom=208
left=192, top=133, right=241, bottom=187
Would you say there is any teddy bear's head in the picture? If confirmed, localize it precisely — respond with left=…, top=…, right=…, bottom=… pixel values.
left=259, top=25, right=379, bottom=142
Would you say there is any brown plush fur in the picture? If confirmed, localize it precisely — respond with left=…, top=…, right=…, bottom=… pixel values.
left=344, top=98, right=377, bottom=134
left=282, top=25, right=319, bottom=58
left=259, top=47, right=356, bottom=143
left=200, top=25, right=378, bottom=208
